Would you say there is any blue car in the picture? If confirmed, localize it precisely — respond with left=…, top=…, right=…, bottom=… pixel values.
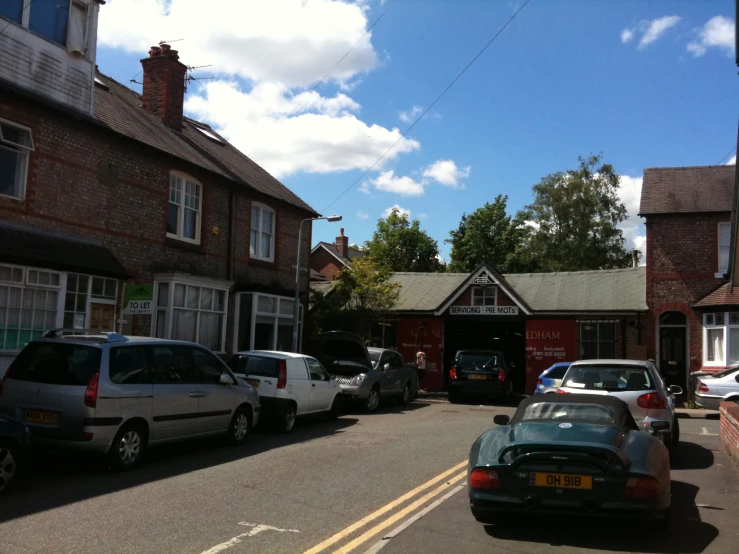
left=534, top=362, right=572, bottom=394
left=0, top=415, right=31, bottom=494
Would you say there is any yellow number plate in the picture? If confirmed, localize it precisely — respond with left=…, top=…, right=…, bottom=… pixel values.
left=532, top=472, right=592, bottom=490
left=468, top=374, right=487, bottom=380
left=25, top=410, right=56, bottom=424
left=246, top=379, right=260, bottom=389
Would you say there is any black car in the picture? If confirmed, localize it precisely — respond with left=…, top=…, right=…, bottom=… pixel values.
left=0, top=414, right=31, bottom=493
left=448, top=350, right=513, bottom=403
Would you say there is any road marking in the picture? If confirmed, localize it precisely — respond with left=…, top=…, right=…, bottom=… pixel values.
left=332, top=471, right=467, bottom=554
left=200, top=522, right=299, bottom=554
left=361, top=485, right=465, bottom=554
left=302, top=460, right=467, bottom=554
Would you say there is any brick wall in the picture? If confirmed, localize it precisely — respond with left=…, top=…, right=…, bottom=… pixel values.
left=310, top=247, right=345, bottom=280
left=720, top=401, right=739, bottom=463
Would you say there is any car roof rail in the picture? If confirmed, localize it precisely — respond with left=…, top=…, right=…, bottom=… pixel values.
left=40, top=329, right=129, bottom=343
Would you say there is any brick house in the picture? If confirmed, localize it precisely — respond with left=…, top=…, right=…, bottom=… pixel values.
left=310, top=229, right=366, bottom=280
left=0, top=2, right=317, bottom=372
left=640, top=164, right=736, bottom=390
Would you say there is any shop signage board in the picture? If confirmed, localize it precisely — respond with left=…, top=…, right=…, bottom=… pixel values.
left=449, top=306, right=519, bottom=315
left=524, top=320, right=577, bottom=393
left=122, top=284, right=154, bottom=315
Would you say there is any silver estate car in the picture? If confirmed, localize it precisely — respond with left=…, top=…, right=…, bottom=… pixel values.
left=695, top=366, right=739, bottom=410
left=557, top=359, right=683, bottom=454
left=0, top=331, right=260, bottom=470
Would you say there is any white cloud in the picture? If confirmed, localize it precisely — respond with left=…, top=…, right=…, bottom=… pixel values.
left=359, top=181, right=372, bottom=194
left=620, top=28, right=634, bottom=43
left=687, top=16, right=735, bottom=57
left=370, top=170, right=425, bottom=196
left=383, top=205, right=411, bottom=218
left=399, top=104, right=423, bottom=123
left=618, top=175, right=646, bottom=264
left=639, top=16, right=681, bottom=49
left=728, top=155, right=737, bottom=165
left=418, top=213, right=428, bottom=220
left=356, top=211, right=369, bottom=220
left=422, top=159, right=471, bottom=188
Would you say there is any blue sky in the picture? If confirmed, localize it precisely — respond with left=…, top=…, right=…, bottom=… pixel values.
left=96, top=0, right=738, bottom=261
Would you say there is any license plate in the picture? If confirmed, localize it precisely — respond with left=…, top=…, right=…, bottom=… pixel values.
left=25, top=410, right=56, bottom=424
left=246, top=379, right=260, bottom=389
left=531, top=472, right=592, bottom=490
left=468, top=374, right=487, bottom=380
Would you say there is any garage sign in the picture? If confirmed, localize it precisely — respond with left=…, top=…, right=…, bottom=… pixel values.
left=449, top=306, right=519, bottom=315
left=122, top=284, right=154, bottom=315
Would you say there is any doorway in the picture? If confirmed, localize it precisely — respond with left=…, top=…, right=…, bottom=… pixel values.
left=658, top=311, right=688, bottom=390
left=90, top=303, right=115, bottom=331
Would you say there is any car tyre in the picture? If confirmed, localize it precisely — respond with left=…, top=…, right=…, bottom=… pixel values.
left=366, top=387, right=380, bottom=412
left=108, top=422, right=146, bottom=471
left=227, top=407, right=251, bottom=445
left=327, top=395, right=342, bottom=420
left=0, top=440, right=20, bottom=494
left=277, top=403, right=297, bottom=433
left=399, top=384, right=410, bottom=405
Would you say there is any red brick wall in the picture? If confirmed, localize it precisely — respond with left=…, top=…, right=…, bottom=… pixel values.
left=310, top=248, right=345, bottom=280
left=720, top=402, right=739, bottom=462
left=645, top=213, right=730, bottom=373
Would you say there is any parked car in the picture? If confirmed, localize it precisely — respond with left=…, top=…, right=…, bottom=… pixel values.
left=448, top=350, right=514, bottom=403
left=557, top=359, right=682, bottom=453
left=311, top=332, right=414, bottom=412
left=695, top=366, right=739, bottom=410
left=468, top=394, right=672, bottom=530
left=228, top=351, right=342, bottom=432
left=0, top=331, right=260, bottom=470
left=534, top=362, right=572, bottom=394
left=367, top=347, right=419, bottom=400
left=0, top=415, right=31, bottom=494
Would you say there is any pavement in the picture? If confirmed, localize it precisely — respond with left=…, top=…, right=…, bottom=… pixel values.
left=0, top=398, right=736, bottom=554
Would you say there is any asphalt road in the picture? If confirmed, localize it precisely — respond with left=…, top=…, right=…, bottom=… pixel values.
left=0, top=400, right=737, bottom=554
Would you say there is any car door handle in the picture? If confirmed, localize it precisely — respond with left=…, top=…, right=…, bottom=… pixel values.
left=189, top=391, right=207, bottom=398
left=312, top=384, right=316, bottom=387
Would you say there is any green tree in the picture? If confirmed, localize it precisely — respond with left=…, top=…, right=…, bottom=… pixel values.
left=364, top=208, right=440, bottom=272
left=516, top=154, right=632, bottom=272
left=446, top=194, right=526, bottom=273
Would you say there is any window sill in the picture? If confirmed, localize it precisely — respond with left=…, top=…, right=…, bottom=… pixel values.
left=165, top=237, right=204, bottom=254
left=0, top=192, right=25, bottom=202
left=715, top=272, right=728, bottom=279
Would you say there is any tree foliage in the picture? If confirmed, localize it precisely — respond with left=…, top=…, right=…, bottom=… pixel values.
left=333, top=257, right=401, bottom=312
left=364, top=208, right=441, bottom=272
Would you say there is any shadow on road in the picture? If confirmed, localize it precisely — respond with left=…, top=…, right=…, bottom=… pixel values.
left=483, top=481, right=718, bottom=553
left=448, top=393, right=526, bottom=409
left=341, top=398, right=433, bottom=416
left=671, top=441, right=715, bottom=470
left=0, top=416, right=359, bottom=524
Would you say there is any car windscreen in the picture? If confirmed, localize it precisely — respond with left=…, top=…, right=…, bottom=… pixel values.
left=522, top=401, right=616, bottom=424
left=457, top=353, right=499, bottom=367
left=369, top=351, right=381, bottom=368
left=7, top=342, right=102, bottom=386
left=546, top=365, right=570, bottom=379
left=229, top=355, right=279, bottom=377
left=563, top=365, right=653, bottom=392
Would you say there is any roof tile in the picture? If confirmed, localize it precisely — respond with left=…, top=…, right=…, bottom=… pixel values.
left=639, top=165, right=735, bottom=215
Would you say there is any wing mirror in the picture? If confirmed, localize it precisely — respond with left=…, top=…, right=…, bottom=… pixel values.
left=383, top=363, right=392, bottom=372
left=220, top=373, right=234, bottom=386
left=493, top=414, right=510, bottom=426
left=668, top=385, right=683, bottom=395
left=651, top=420, right=670, bottom=432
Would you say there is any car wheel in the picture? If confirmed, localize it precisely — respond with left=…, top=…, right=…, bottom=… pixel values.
left=399, top=384, right=410, bottom=405
left=227, top=407, right=251, bottom=445
left=0, top=440, right=19, bottom=494
left=672, top=417, right=680, bottom=446
left=327, top=395, right=342, bottom=420
left=278, top=403, right=297, bottom=433
left=108, top=422, right=146, bottom=471
left=366, top=387, right=380, bottom=412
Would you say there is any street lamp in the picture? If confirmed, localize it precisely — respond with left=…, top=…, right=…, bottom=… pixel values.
left=292, top=214, right=342, bottom=352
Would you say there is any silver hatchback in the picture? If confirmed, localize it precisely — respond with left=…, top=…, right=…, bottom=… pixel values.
left=0, top=331, right=260, bottom=469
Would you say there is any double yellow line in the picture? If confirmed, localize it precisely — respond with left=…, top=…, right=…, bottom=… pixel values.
left=303, top=460, right=468, bottom=554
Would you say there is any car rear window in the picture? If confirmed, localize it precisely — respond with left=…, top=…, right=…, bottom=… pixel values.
left=523, top=401, right=616, bottom=424
left=711, top=367, right=739, bottom=379
left=8, top=342, right=102, bottom=386
left=563, top=365, right=653, bottom=392
left=230, top=355, right=279, bottom=377
left=457, top=353, right=499, bottom=367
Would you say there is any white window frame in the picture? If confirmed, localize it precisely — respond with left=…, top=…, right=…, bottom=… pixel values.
left=471, top=286, right=497, bottom=306
left=167, top=171, right=202, bottom=245
left=717, top=222, right=731, bottom=278
left=0, top=117, right=34, bottom=201
left=702, top=311, right=739, bottom=367
left=232, top=292, right=302, bottom=354
left=152, top=274, right=232, bottom=354
left=250, top=202, right=276, bottom=262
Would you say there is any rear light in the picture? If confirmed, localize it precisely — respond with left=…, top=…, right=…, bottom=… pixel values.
left=556, top=389, right=568, bottom=394
left=636, top=392, right=667, bottom=409
left=470, top=468, right=501, bottom=490
left=536, top=379, right=542, bottom=386
left=624, top=476, right=661, bottom=498
left=84, top=372, right=100, bottom=408
left=498, top=370, right=506, bottom=383
left=277, top=361, right=287, bottom=389
left=450, top=367, right=458, bottom=380
left=697, top=381, right=709, bottom=393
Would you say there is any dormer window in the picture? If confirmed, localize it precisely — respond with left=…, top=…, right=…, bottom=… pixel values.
left=167, top=172, right=201, bottom=244
left=1, top=0, right=90, bottom=55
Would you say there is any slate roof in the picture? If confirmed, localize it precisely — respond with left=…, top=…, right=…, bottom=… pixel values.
left=639, top=165, right=735, bottom=215
left=314, top=242, right=367, bottom=266
left=92, top=73, right=316, bottom=215
left=389, top=273, right=469, bottom=311
left=693, top=283, right=739, bottom=308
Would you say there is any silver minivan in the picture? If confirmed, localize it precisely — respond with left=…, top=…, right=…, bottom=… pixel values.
left=0, top=332, right=260, bottom=469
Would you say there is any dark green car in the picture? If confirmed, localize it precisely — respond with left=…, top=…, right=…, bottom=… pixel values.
left=468, top=394, right=671, bottom=529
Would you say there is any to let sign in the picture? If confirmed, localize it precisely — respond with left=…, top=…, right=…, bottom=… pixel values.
left=449, top=306, right=519, bottom=315
left=122, top=284, right=154, bottom=315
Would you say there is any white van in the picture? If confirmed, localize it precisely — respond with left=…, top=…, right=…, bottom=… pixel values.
left=229, top=351, right=342, bottom=432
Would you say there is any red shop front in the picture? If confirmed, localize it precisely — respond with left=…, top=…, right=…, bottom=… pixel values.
left=396, top=317, right=444, bottom=392
left=525, top=320, right=578, bottom=394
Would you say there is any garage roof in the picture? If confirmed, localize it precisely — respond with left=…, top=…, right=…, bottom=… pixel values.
left=389, top=272, right=469, bottom=311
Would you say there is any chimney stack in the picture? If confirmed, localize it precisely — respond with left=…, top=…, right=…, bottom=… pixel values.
left=632, top=249, right=639, bottom=268
left=336, top=228, right=349, bottom=259
left=141, top=44, right=187, bottom=131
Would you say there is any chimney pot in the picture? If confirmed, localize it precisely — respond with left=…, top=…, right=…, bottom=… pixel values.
left=631, top=249, right=639, bottom=268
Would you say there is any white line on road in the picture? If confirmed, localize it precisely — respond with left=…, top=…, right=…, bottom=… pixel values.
left=361, top=485, right=465, bottom=554
left=200, top=522, right=299, bottom=554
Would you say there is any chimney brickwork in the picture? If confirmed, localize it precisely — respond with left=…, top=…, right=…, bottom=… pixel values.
left=141, top=44, right=187, bottom=131
left=336, top=228, right=349, bottom=259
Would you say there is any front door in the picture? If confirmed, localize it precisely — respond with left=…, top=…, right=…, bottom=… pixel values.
left=659, top=326, right=687, bottom=390
left=90, top=303, right=115, bottom=331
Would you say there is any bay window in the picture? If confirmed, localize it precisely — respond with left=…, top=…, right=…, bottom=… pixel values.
left=250, top=203, right=275, bottom=262
left=703, top=311, right=739, bottom=366
left=233, top=292, right=302, bottom=353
